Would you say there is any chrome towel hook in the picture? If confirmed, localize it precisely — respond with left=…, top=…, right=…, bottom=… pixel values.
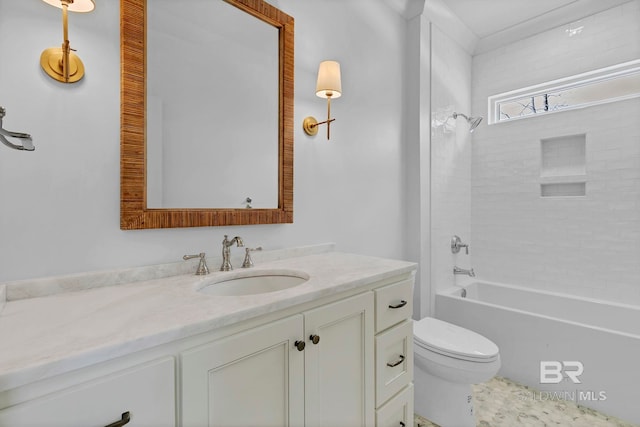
left=0, top=106, right=35, bottom=151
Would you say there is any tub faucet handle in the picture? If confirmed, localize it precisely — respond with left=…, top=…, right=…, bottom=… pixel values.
left=451, top=235, right=469, bottom=255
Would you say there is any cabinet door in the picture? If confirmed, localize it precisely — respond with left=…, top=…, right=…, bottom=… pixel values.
left=304, top=292, right=375, bottom=427
left=181, top=315, right=304, bottom=427
left=0, top=357, right=175, bottom=427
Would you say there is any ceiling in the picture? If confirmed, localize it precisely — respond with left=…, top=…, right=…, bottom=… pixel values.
left=444, top=0, right=630, bottom=38
left=438, top=0, right=634, bottom=53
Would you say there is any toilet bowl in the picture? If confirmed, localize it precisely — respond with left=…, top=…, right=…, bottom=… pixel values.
left=413, top=317, right=500, bottom=427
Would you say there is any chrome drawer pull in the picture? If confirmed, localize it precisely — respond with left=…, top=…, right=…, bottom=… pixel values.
left=387, top=354, right=405, bottom=367
left=388, top=300, right=407, bottom=309
left=104, top=412, right=131, bottom=427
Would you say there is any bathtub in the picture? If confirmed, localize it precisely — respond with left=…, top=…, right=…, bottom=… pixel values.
left=435, top=281, right=640, bottom=425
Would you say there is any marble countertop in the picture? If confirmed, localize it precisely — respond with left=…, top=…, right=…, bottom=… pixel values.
left=0, top=251, right=416, bottom=392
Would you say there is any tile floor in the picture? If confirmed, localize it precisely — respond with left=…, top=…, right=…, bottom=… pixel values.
left=414, top=377, right=636, bottom=427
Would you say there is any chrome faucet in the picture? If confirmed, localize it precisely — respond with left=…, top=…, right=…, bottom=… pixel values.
left=453, top=266, right=475, bottom=277
left=220, top=235, right=244, bottom=271
left=183, top=252, right=209, bottom=275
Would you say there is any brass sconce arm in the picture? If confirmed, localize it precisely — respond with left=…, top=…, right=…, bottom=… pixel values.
left=302, top=116, right=336, bottom=139
left=61, top=3, right=70, bottom=81
left=315, top=118, right=336, bottom=127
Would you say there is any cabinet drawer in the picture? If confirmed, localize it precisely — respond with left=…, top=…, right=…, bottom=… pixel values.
left=375, top=320, right=413, bottom=407
left=375, top=279, right=413, bottom=333
left=0, top=357, right=176, bottom=427
left=376, top=383, right=413, bottom=427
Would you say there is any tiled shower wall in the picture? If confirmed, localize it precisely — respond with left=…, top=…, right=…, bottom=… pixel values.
left=430, top=25, right=472, bottom=302
left=470, top=1, right=640, bottom=303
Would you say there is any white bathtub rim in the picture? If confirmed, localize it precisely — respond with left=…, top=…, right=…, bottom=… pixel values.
left=443, top=278, right=640, bottom=311
left=438, top=280, right=640, bottom=340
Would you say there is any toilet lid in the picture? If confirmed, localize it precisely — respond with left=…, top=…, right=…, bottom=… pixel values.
left=414, top=317, right=499, bottom=361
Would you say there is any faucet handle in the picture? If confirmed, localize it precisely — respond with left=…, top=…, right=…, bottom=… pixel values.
left=183, top=252, right=210, bottom=275
left=241, top=247, right=263, bottom=268
left=451, top=235, right=469, bottom=255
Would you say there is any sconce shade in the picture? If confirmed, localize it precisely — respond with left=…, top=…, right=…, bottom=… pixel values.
left=41, top=0, right=95, bottom=12
left=315, top=60, right=342, bottom=99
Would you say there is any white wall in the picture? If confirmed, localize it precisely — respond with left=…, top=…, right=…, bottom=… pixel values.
left=0, top=0, right=408, bottom=282
left=471, top=1, right=640, bottom=303
left=404, top=13, right=432, bottom=319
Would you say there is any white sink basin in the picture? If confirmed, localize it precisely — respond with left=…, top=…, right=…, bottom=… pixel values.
left=198, top=271, right=309, bottom=296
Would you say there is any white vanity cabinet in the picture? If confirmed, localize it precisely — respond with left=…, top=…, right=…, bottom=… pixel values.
left=0, top=357, right=176, bottom=427
left=0, top=253, right=417, bottom=427
left=181, top=292, right=374, bottom=427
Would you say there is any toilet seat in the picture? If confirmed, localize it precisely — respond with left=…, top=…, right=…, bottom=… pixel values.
left=414, top=317, right=499, bottom=363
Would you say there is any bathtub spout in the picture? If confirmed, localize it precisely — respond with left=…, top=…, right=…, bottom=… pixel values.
left=453, top=266, right=475, bottom=277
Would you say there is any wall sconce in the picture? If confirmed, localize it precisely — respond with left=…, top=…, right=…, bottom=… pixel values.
left=40, top=0, right=95, bottom=84
left=303, top=60, right=342, bottom=140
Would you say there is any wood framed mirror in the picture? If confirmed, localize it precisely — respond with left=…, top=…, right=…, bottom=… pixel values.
left=120, top=0, right=294, bottom=229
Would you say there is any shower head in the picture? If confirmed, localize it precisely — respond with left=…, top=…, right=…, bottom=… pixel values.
left=452, top=112, right=483, bottom=133
left=468, top=116, right=482, bottom=132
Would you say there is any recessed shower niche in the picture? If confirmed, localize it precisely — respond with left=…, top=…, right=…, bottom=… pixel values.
left=540, top=134, right=586, bottom=197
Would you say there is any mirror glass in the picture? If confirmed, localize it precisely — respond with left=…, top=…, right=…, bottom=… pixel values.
left=146, top=0, right=279, bottom=209
left=120, top=0, right=294, bottom=229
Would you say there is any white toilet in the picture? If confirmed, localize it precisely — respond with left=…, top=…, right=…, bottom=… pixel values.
left=413, top=317, right=501, bottom=427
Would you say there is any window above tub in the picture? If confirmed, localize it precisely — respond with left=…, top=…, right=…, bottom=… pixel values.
left=488, top=59, right=640, bottom=125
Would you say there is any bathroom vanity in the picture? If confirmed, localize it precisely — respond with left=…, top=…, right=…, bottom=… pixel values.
left=0, top=249, right=415, bottom=426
